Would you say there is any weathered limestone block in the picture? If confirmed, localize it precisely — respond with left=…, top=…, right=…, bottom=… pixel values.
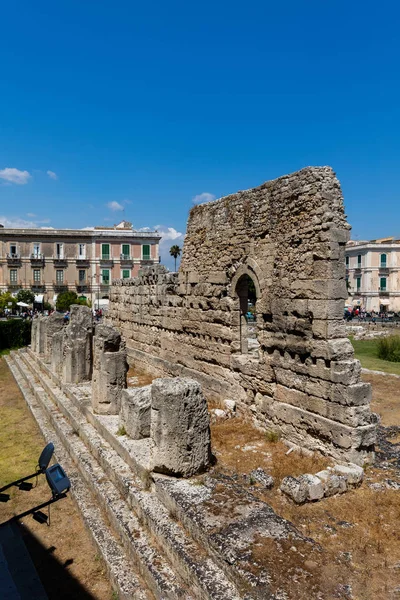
left=250, top=468, right=274, bottom=489
left=150, top=377, right=211, bottom=477
left=315, top=470, right=347, bottom=496
left=92, top=324, right=128, bottom=415
left=119, top=385, right=151, bottom=439
left=280, top=474, right=323, bottom=503
left=333, top=463, right=364, bottom=487
left=62, top=305, right=93, bottom=384
left=44, top=312, right=64, bottom=359
left=51, top=331, right=64, bottom=377
left=30, top=316, right=40, bottom=353
left=31, top=315, right=47, bottom=354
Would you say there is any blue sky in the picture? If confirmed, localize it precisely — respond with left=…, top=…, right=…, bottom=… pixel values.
left=0, top=1, right=399, bottom=267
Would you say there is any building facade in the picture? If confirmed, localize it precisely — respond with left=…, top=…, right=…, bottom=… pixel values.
left=345, top=237, right=400, bottom=312
left=0, top=221, right=161, bottom=307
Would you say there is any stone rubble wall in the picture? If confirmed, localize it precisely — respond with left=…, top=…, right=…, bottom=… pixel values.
left=106, top=166, right=377, bottom=465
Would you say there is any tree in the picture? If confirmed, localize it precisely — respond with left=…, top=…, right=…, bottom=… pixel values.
left=169, top=245, right=182, bottom=271
left=55, top=291, right=88, bottom=312
left=0, top=292, right=17, bottom=314
left=16, top=289, right=35, bottom=305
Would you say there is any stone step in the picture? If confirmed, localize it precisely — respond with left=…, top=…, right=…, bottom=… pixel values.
left=8, top=352, right=191, bottom=600
left=11, top=350, right=244, bottom=600
left=5, top=354, right=149, bottom=600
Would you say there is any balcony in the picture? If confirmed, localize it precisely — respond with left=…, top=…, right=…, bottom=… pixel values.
left=379, top=288, right=389, bottom=296
left=76, top=256, right=90, bottom=266
left=53, top=280, right=69, bottom=291
left=31, top=253, right=45, bottom=265
left=100, top=254, right=114, bottom=265
left=379, top=266, right=389, bottom=274
left=7, top=282, right=20, bottom=290
left=75, top=281, right=91, bottom=292
left=30, top=281, right=46, bottom=291
left=6, top=253, right=22, bottom=266
left=53, top=255, right=68, bottom=266
left=354, top=266, right=362, bottom=273
left=120, top=253, right=133, bottom=264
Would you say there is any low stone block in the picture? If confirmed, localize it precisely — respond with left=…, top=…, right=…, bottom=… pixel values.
left=250, top=468, right=274, bottom=489
left=315, top=470, right=347, bottom=496
left=120, top=386, right=151, bottom=439
left=333, top=463, right=364, bottom=487
left=151, top=377, right=211, bottom=477
left=301, top=474, right=324, bottom=501
left=280, top=476, right=308, bottom=504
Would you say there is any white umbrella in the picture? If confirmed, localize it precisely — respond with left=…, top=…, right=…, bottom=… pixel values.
left=16, top=301, right=30, bottom=307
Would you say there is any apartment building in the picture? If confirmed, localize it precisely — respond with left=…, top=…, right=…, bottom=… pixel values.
left=0, top=220, right=161, bottom=307
left=345, top=237, right=400, bottom=312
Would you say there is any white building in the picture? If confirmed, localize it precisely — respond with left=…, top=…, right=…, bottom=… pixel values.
left=345, top=237, right=400, bottom=312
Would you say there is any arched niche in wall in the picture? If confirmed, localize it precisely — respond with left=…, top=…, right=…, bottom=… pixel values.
left=231, top=262, right=261, bottom=355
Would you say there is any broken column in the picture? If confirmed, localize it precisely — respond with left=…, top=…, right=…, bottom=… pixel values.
left=150, top=377, right=212, bottom=477
left=119, top=385, right=151, bottom=438
left=44, top=312, right=64, bottom=360
left=92, top=324, right=128, bottom=414
left=62, top=305, right=93, bottom=384
left=31, top=315, right=46, bottom=354
left=51, top=330, right=64, bottom=378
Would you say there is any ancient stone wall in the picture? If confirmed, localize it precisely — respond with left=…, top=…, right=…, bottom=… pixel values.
left=106, top=167, right=377, bottom=464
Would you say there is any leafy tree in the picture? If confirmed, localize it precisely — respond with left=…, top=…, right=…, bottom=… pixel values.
left=16, top=289, right=35, bottom=305
left=56, top=291, right=89, bottom=311
left=0, top=292, right=17, bottom=313
left=169, top=245, right=182, bottom=271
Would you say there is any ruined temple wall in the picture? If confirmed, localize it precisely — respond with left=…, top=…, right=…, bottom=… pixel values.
left=107, top=167, right=376, bottom=464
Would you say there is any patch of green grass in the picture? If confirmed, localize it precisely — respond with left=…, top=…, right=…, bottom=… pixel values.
left=265, top=430, right=281, bottom=443
left=349, top=336, right=400, bottom=375
left=116, top=425, right=127, bottom=436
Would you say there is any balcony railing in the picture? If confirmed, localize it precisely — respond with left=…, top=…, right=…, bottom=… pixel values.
left=120, top=253, right=133, bottom=262
left=53, top=255, right=67, bottom=265
left=30, top=281, right=46, bottom=290
left=379, top=266, right=389, bottom=274
left=76, top=256, right=90, bottom=264
left=75, top=281, right=91, bottom=291
left=53, top=280, right=68, bottom=290
left=379, top=288, right=389, bottom=296
left=100, top=254, right=113, bottom=264
left=6, top=253, right=21, bottom=265
left=8, top=282, right=20, bottom=289
left=31, top=254, right=45, bottom=264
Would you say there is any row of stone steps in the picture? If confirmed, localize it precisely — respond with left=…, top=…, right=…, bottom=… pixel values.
left=8, top=349, right=245, bottom=600
left=6, top=354, right=150, bottom=600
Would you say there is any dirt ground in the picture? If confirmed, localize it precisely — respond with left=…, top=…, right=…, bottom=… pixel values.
left=210, top=374, right=400, bottom=600
left=0, top=357, right=114, bottom=600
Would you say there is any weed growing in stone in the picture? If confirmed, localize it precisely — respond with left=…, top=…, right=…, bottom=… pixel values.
left=116, top=425, right=127, bottom=436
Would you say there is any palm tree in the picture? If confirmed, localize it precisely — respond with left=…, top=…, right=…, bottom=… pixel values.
left=169, top=245, right=182, bottom=271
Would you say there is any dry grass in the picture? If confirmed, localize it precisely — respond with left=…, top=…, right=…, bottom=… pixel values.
left=362, top=372, right=400, bottom=427
left=0, top=357, right=113, bottom=600
left=127, top=365, right=157, bottom=387
left=211, top=418, right=331, bottom=482
left=210, top=401, right=400, bottom=599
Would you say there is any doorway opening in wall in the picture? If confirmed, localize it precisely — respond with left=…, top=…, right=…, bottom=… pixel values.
left=235, top=274, right=259, bottom=356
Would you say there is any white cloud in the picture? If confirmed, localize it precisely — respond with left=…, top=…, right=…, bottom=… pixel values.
left=81, top=226, right=95, bottom=230
left=0, top=215, right=51, bottom=228
left=27, top=212, right=36, bottom=217
left=0, top=216, right=39, bottom=228
left=47, top=170, right=58, bottom=180
left=192, top=192, right=215, bottom=205
left=0, top=167, right=31, bottom=185
left=107, top=201, right=124, bottom=211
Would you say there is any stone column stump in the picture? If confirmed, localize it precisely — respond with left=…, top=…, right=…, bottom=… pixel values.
left=150, top=377, right=212, bottom=477
left=92, top=324, right=128, bottom=415
left=62, top=305, right=93, bottom=384
left=119, top=385, right=151, bottom=438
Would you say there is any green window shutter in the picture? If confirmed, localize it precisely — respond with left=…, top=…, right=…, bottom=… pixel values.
left=102, top=269, right=110, bottom=284
left=142, top=244, right=150, bottom=260
left=102, top=244, right=110, bottom=259
left=380, top=277, right=386, bottom=291
left=122, top=244, right=130, bottom=258
left=122, top=269, right=130, bottom=279
left=356, top=277, right=361, bottom=290
left=380, top=254, right=387, bottom=267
